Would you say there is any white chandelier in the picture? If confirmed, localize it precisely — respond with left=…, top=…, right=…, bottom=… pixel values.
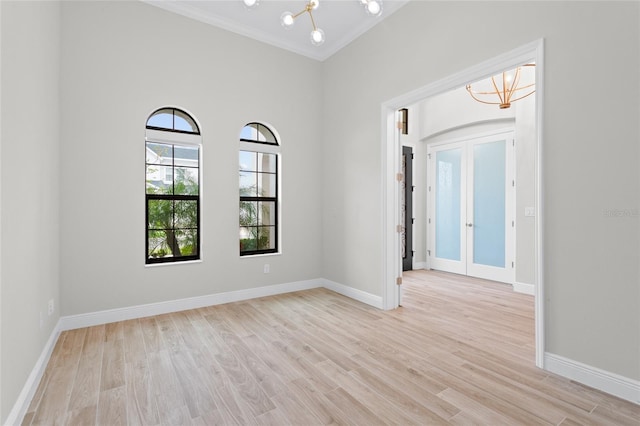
left=243, top=0, right=383, bottom=46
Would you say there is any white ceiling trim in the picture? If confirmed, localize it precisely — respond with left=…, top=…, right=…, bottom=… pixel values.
left=143, top=0, right=327, bottom=60
left=142, top=0, right=410, bottom=62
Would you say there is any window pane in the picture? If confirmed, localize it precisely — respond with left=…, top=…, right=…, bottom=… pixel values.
left=258, top=173, right=276, bottom=197
left=174, top=110, right=198, bottom=133
left=148, top=230, right=170, bottom=258
left=175, top=229, right=198, bottom=256
left=240, top=171, right=257, bottom=197
left=240, top=123, right=259, bottom=141
left=146, top=142, right=173, bottom=165
left=239, top=151, right=256, bottom=171
left=148, top=199, right=173, bottom=229
left=147, top=109, right=173, bottom=129
left=473, top=140, right=506, bottom=268
left=240, top=227, right=258, bottom=252
left=435, top=148, right=462, bottom=261
left=258, top=124, right=277, bottom=144
left=175, top=200, right=198, bottom=228
left=174, top=146, right=199, bottom=167
left=146, top=165, right=173, bottom=194
left=257, top=153, right=276, bottom=173
left=257, top=226, right=276, bottom=250
left=258, top=202, right=276, bottom=226
left=174, top=167, right=199, bottom=195
left=240, top=201, right=258, bottom=226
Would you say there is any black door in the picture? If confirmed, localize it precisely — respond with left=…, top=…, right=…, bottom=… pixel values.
left=402, top=146, right=414, bottom=271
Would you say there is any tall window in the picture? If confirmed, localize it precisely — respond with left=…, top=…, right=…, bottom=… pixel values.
left=145, top=108, right=201, bottom=264
left=239, top=123, right=280, bottom=256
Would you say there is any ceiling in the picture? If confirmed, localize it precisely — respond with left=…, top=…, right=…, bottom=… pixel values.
left=143, top=0, right=410, bottom=61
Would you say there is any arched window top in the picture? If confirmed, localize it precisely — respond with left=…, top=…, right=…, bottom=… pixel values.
left=147, top=107, right=200, bottom=135
left=240, top=122, right=278, bottom=145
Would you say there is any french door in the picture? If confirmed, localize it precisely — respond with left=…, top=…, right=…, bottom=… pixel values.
left=427, top=131, right=515, bottom=284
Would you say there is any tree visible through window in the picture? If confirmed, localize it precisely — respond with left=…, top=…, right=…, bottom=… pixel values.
left=239, top=123, right=279, bottom=256
left=145, top=108, right=201, bottom=264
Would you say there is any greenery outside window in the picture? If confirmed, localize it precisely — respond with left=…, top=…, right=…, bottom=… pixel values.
left=146, top=108, right=201, bottom=264
left=239, top=123, right=280, bottom=256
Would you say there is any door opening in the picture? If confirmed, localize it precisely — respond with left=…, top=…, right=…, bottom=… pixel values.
left=402, top=146, right=414, bottom=272
left=381, top=39, right=544, bottom=368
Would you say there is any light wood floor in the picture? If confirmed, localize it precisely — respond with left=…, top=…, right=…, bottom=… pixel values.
left=23, top=270, right=639, bottom=425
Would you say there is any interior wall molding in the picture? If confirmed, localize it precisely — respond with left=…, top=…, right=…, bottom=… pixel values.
left=4, top=324, right=61, bottom=426
left=322, top=279, right=384, bottom=309
left=58, top=278, right=324, bottom=331
left=545, top=352, right=640, bottom=405
left=513, top=281, right=535, bottom=296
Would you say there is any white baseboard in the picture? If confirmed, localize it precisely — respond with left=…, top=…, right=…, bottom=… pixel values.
left=513, top=281, right=534, bottom=295
left=5, top=322, right=61, bottom=426
left=545, top=352, right=640, bottom=405
left=322, top=279, right=384, bottom=309
left=412, top=262, right=427, bottom=270
left=59, top=279, right=324, bottom=331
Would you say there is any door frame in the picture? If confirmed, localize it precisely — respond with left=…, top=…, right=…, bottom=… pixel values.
left=380, top=39, right=545, bottom=368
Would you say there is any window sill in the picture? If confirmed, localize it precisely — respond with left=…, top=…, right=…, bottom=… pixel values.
left=145, top=259, right=203, bottom=268
left=240, top=252, right=281, bottom=259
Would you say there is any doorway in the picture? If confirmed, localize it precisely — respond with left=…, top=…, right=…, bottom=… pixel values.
left=381, top=40, right=544, bottom=367
left=402, top=145, right=414, bottom=271
left=428, top=131, right=515, bottom=284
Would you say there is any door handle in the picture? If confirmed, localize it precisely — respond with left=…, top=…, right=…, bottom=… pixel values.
left=466, top=223, right=473, bottom=227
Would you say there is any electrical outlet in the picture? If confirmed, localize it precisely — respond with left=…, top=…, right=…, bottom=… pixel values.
left=48, top=299, right=54, bottom=316
left=264, top=264, right=270, bottom=274
left=524, top=207, right=535, bottom=217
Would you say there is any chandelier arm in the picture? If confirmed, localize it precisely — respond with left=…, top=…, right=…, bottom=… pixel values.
left=291, top=9, right=307, bottom=20
left=509, top=90, right=536, bottom=103
left=490, top=76, right=506, bottom=105
left=466, top=87, right=502, bottom=105
left=510, top=82, right=535, bottom=93
left=505, top=67, right=522, bottom=104
left=308, top=10, right=318, bottom=31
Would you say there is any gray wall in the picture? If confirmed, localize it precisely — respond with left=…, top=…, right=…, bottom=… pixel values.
left=322, top=1, right=639, bottom=380
left=1, top=1, right=61, bottom=419
left=59, top=1, right=323, bottom=316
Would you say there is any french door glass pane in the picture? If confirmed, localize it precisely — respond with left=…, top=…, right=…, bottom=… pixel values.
left=435, top=148, right=462, bottom=261
left=473, top=140, right=506, bottom=268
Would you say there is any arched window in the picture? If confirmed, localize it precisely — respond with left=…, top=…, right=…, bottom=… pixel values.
left=239, top=122, right=280, bottom=256
left=145, top=107, right=201, bottom=264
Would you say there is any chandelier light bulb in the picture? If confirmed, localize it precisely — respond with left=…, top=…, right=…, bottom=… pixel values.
left=310, top=28, right=325, bottom=46
left=310, top=0, right=320, bottom=10
left=243, top=0, right=259, bottom=10
left=366, top=0, right=382, bottom=16
left=281, top=11, right=295, bottom=28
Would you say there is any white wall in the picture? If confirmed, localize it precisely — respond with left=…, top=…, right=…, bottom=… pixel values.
left=59, top=1, right=323, bottom=316
left=322, top=1, right=639, bottom=381
left=0, top=1, right=61, bottom=421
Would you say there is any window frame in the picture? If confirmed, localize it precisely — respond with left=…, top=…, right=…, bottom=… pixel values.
left=239, top=122, right=281, bottom=257
left=145, top=107, right=202, bottom=265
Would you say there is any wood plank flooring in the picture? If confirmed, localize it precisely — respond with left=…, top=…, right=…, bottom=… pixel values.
left=22, top=270, right=639, bottom=425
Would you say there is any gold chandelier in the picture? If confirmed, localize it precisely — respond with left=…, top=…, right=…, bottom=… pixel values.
left=281, top=0, right=325, bottom=46
left=243, top=0, right=383, bottom=47
left=466, top=64, right=535, bottom=109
